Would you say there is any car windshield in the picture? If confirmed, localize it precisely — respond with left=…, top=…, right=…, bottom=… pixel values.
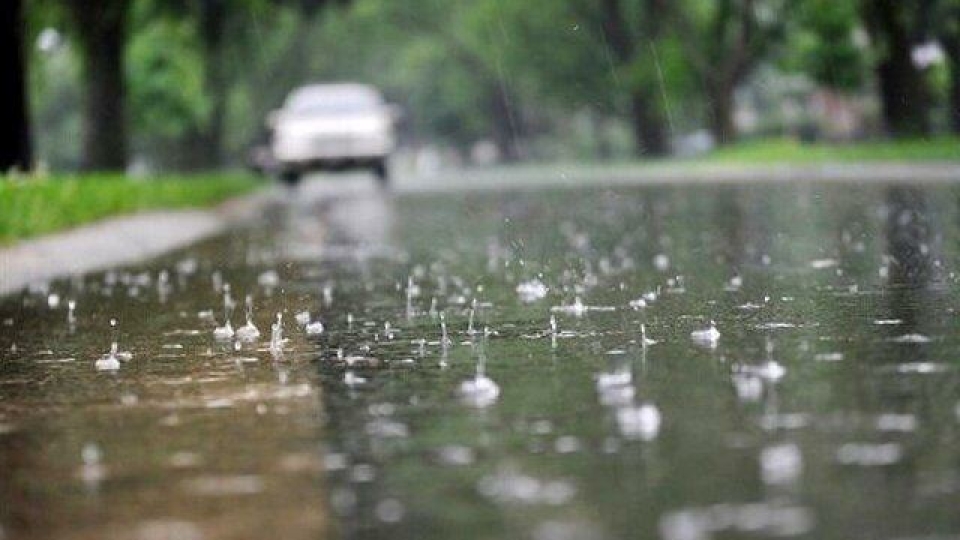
left=285, top=87, right=381, bottom=115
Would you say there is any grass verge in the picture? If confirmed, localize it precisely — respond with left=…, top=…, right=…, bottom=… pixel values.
left=0, top=173, right=261, bottom=244
left=704, top=137, right=960, bottom=163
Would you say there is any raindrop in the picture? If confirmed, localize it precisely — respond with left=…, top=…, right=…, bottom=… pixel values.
left=836, top=442, right=902, bottom=466
left=516, top=278, right=549, bottom=303
left=760, top=443, right=802, bottom=485
left=551, top=297, right=588, bottom=317
left=616, top=403, right=661, bottom=441
left=375, top=498, right=405, bottom=523
left=459, top=375, right=500, bottom=407
left=690, top=320, right=720, bottom=348
left=890, top=333, right=932, bottom=344
left=305, top=320, right=325, bottom=335
left=257, top=270, right=280, bottom=289
left=653, top=254, right=670, bottom=272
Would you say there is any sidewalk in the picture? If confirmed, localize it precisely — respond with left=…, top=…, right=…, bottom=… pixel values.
left=0, top=190, right=273, bottom=296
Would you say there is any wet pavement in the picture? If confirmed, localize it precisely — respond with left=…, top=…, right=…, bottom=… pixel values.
left=3, top=175, right=960, bottom=540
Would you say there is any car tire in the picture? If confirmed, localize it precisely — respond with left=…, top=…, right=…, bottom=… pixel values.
left=280, top=170, right=301, bottom=186
left=372, top=160, right=389, bottom=187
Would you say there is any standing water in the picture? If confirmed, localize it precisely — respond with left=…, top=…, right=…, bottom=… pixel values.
left=2, top=181, right=960, bottom=540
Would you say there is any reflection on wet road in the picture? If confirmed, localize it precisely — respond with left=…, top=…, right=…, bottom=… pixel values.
left=3, top=176, right=960, bottom=540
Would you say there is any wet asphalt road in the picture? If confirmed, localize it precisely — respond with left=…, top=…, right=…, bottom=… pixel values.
left=3, top=171, right=960, bottom=540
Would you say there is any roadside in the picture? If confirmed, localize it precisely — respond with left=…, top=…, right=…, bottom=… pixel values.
left=702, top=136, right=960, bottom=163
left=0, top=184, right=277, bottom=296
left=3, top=138, right=959, bottom=296
left=0, top=173, right=261, bottom=244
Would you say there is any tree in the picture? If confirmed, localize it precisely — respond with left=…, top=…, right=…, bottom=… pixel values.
left=935, top=0, right=960, bottom=133
left=495, top=0, right=677, bottom=157
left=597, top=0, right=671, bottom=155
left=379, top=0, right=529, bottom=160
left=674, top=0, right=788, bottom=145
left=859, top=0, right=933, bottom=137
left=185, top=0, right=348, bottom=167
left=70, top=0, right=130, bottom=171
left=1, top=0, right=33, bottom=172
left=788, top=0, right=866, bottom=92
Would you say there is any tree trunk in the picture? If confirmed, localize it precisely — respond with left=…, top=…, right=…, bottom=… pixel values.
left=876, top=55, right=931, bottom=137
left=74, top=0, right=129, bottom=171
left=0, top=0, right=32, bottom=172
left=945, top=40, right=960, bottom=134
left=862, top=0, right=931, bottom=137
left=709, top=83, right=736, bottom=146
left=951, top=59, right=960, bottom=135
left=196, top=0, right=226, bottom=168
left=630, top=91, right=669, bottom=156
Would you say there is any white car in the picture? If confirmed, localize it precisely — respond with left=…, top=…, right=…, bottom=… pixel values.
left=269, top=83, right=398, bottom=185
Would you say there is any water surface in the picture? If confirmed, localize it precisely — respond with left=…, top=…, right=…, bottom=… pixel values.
left=3, top=180, right=960, bottom=540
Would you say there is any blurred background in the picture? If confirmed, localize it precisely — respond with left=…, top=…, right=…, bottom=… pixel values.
left=2, top=0, right=959, bottom=174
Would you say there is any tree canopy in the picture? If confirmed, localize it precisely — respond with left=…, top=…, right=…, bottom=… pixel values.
left=5, top=0, right=958, bottom=172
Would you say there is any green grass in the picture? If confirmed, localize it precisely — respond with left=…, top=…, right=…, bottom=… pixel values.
left=0, top=173, right=261, bottom=244
left=704, top=136, right=960, bottom=163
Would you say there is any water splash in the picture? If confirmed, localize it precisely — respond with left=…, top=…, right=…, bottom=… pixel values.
left=440, top=312, right=451, bottom=346
left=257, top=269, right=280, bottom=289
left=690, top=320, right=720, bottom=348
left=235, top=295, right=261, bottom=343
left=616, top=403, right=661, bottom=441
left=213, top=284, right=235, bottom=341
left=640, top=324, right=658, bottom=348
left=79, top=442, right=106, bottom=490
left=405, top=276, right=419, bottom=319
left=467, top=299, right=477, bottom=336
left=67, top=299, right=77, bottom=327
left=516, top=278, right=548, bottom=303
left=551, top=297, right=587, bottom=317
left=270, top=312, right=286, bottom=354
left=305, top=319, right=325, bottom=335
left=95, top=342, right=122, bottom=371
left=458, top=346, right=499, bottom=407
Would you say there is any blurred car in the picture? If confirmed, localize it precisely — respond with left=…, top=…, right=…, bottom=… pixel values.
left=269, top=83, right=398, bottom=185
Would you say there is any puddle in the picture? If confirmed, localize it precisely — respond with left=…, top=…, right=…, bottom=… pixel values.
left=3, top=182, right=960, bottom=539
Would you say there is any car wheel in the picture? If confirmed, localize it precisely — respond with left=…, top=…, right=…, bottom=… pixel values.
left=280, top=170, right=301, bottom=186
left=372, top=160, right=389, bottom=187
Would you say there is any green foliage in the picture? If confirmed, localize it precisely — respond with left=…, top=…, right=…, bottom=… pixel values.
left=127, top=17, right=211, bottom=140
left=22, top=0, right=960, bottom=168
left=0, top=173, right=260, bottom=243
left=786, top=0, right=865, bottom=90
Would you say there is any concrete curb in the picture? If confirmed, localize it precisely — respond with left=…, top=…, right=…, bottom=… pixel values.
left=0, top=188, right=277, bottom=297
